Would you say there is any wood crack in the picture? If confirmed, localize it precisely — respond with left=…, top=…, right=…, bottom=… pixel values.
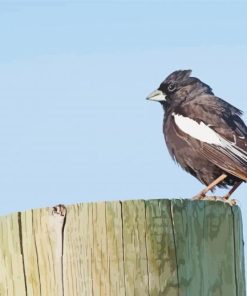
left=33, top=210, right=42, bottom=296
left=120, top=201, right=126, bottom=296
left=144, top=201, right=151, bottom=296
left=230, top=206, right=238, bottom=296
left=169, top=201, right=180, bottom=296
left=18, top=212, right=28, bottom=296
left=61, top=209, right=67, bottom=296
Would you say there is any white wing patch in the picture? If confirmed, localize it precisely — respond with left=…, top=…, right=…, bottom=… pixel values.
left=172, top=113, right=247, bottom=162
left=173, top=113, right=221, bottom=145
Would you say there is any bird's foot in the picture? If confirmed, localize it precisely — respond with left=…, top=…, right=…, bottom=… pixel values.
left=192, top=191, right=206, bottom=200
left=192, top=195, right=237, bottom=206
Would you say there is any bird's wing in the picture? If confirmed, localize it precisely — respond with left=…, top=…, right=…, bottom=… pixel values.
left=173, top=95, right=247, bottom=180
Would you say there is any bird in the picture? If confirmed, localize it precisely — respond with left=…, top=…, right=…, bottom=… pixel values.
left=146, top=70, right=247, bottom=202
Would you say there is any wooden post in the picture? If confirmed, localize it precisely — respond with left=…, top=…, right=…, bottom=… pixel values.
left=0, top=199, right=245, bottom=295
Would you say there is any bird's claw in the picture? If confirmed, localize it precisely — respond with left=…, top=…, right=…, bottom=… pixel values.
left=192, top=195, right=237, bottom=206
left=192, top=193, right=205, bottom=200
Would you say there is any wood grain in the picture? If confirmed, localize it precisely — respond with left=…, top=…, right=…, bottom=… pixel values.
left=0, top=199, right=245, bottom=295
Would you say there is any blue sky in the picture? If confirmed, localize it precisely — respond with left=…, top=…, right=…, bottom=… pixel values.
left=0, top=0, right=247, bottom=265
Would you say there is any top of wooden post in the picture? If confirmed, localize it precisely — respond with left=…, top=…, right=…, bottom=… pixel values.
left=0, top=199, right=245, bottom=296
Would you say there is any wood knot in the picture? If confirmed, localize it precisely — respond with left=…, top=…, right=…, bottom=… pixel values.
left=52, top=204, right=67, bottom=217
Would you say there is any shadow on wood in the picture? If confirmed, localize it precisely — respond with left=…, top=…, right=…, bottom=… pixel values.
left=0, top=199, right=245, bottom=295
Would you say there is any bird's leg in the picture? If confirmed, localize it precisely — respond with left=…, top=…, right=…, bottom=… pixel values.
left=223, top=181, right=242, bottom=200
left=193, top=173, right=228, bottom=200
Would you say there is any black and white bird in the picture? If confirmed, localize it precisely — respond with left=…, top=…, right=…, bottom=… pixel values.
left=147, top=70, right=247, bottom=201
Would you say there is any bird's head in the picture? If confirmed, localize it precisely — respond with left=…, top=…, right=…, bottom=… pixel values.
left=146, top=70, right=213, bottom=108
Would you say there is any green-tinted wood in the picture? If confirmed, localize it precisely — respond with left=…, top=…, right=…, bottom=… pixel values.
left=122, top=200, right=149, bottom=295
left=231, top=206, right=246, bottom=296
left=63, top=202, right=125, bottom=296
left=171, top=199, right=206, bottom=295
left=145, top=200, right=178, bottom=295
left=171, top=199, right=246, bottom=296
left=105, top=202, right=125, bottom=295
left=203, top=201, right=238, bottom=296
left=0, top=199, right=245, bottom=295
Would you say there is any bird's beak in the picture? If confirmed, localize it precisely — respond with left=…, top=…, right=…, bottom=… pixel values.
left=146, top=89, right=166, bottom=102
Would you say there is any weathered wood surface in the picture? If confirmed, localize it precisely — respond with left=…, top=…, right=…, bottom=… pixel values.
left=0, top=199, right=245, bottom=296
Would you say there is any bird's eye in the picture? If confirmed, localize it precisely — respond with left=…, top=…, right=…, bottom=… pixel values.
left=167, top=82, right=177, bottom=92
